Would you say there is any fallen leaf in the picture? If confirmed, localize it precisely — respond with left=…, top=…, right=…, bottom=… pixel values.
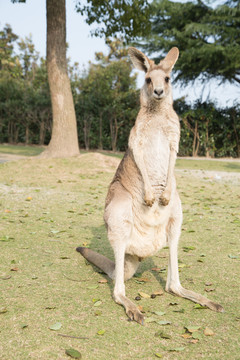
left=0, top=308, right=7, bottom=314
left=21, top=324, right=28, bottom=329
left=178, top=263, right=189, bottom=268
left=185, top=325, right=201, bottom=333
left=0, top=236, right=14, bottom=242
left=25, top=196, right=32, bottom=201
left=169, top=302, right=178, bottom=306
left=169, top=347, right=185, bottom=352
left=87, top=285, right=99, bottom=290
left=155, top=331, right=171, bottom=339
left=156, top=320, right=171, bottom=325
left=183, top=246, right=196, bottom=252
left=95, top=310, right=102, bottom=316
left=65, top=348, right=82, bottom=359
left=193, top=304, right=207, bottom=309
left=145, top=317, right=156, bottom=323
left=205, top=282, right=213, bottom=286
left=152, top=290, right=164, bottom=296
left=190, top=339, right=199, bottom=344
left=192, top=332, right=201, bottom=340
left=138, top=277, right=150, bottom=282
left=10, top=267, right=19, bottom=272
left=153, top=311, right=165, bottom=316
left=205, top=288, right=215, bottom=292
left=97, top=329, right=105, bottom=335
left=181, top=333, right=192, bottom=339
left=0, top=275, right=12, bottom=280
left=45, top=306, right=56, bottom=310
left=98, top=279, right=108, bottom=284
left=138, top=291, right=151, bottom=299
left=49, top=322, right=62, bottom=331
left=151, top=267, right=161, bottom=271
left=155, top=353, right=163, bottom=358
left=173, top=308, right=185, bottom=313
left=204, top=327, right=214, bottom=336
left=93, top=301, right=102, bottom=307
left=228, top=254, right=239, bottom=259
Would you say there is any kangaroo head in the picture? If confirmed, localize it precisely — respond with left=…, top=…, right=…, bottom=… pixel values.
left=128, top=47, right=179, bottom=102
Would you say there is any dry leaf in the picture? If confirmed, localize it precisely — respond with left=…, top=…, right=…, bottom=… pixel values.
left=181, top=333, right=192, bottom=339
left=205, top=288, right=215, bottom=292
left=151, top=267, right=161, bottom=271
left=10, top=267, right=19, bottom=272
left=98, top=279, right=108, bottom=284
left=152, top=290, right=164, bottom=296
left=137, top=277, right=150, bottom=282
left=190, top=339, right=199, bottom=344
left=138, top=291, right=151, bottom=299
left=204, top=327, right=214, bottom=336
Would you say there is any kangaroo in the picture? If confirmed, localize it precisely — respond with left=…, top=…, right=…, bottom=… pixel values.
left=76, top=47, right=224, bottom=324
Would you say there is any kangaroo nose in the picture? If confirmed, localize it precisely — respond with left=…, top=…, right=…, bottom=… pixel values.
left=154, top=88, right=163, bottom=96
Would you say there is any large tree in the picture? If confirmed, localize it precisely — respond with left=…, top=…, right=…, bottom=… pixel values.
left=11, top=0, right=150, bottom=158
left=42, top=0, right=80, bottom=158
left=142, top=0, right=240, bottom=85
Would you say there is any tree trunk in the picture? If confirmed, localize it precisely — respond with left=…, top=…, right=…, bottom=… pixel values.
left=41, top=0, right=80, bottom=158
left=25, top=125, right=29, bottom=145
left=8, top=122, right=13, bottom=144
left=99, top=112, right=103, bottom=150
left=205, top=118, right=210, bottom=158
left=110, top=116, right=118, bottom=152
left=192, top=120, right=199, bottom=157
left=13, top=125, right=19, bottom=143
left=83, top=116, right=91, bottom=150
left=39, top=120, right=46, bottom=145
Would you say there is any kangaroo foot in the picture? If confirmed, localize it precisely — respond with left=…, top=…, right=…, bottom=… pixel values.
left=126, top=306, right=144, bottom=325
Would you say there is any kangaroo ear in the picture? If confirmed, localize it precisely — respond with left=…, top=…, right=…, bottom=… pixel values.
left=159, top=47, right=179, bottom=72
left=128, top=47, right=152, bottom=73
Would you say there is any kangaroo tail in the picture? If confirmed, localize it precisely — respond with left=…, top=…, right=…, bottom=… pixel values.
left=76, top=247, right=115, bottom=279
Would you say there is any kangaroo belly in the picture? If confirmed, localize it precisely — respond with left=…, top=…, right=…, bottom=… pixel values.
left=126, top=201, right=172, bottom=258
left=143, top=129, right=170, bottom=197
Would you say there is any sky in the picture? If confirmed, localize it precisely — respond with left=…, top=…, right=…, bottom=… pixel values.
left=1, top=0, right=239, bottom=107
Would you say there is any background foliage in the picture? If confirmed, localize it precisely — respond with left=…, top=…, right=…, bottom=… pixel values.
left=0, top=22, right=239, bottom=157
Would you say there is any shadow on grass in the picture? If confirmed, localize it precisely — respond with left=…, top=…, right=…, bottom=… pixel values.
left=88, top=224, right=167, bottom=294
left=225, top=162, right=240, bottom=172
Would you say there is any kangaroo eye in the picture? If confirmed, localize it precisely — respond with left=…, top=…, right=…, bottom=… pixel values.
left=146, top=77, right=151, bottom=84
left=165, top=76, right=170, bottom=83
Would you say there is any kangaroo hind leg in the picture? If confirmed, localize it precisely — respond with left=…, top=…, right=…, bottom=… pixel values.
left=106, top=186, right=144, bottom=324
left=166, top=202, right=224, bottom=312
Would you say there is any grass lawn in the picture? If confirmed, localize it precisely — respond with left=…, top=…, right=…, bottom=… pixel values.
left=0, top=153, right=240, bottom=360
left=0, top=144, right=44, bottom=157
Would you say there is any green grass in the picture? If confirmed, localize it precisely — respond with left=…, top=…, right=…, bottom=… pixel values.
left=0, top=154, right=240, bottom=359
left=1, top=144, right=239, bottom=172
left=176, top=158, right=240, bottom=173
left=0, top=144, right=44, bottom=156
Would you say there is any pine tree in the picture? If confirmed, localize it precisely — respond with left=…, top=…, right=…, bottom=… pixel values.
left=141, top=0, right=240, bottom=85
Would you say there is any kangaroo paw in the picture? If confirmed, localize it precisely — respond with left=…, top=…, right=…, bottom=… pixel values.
left=126, top=307, right=144, bottom=325
left=159, top=190, right=170, bottom=206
